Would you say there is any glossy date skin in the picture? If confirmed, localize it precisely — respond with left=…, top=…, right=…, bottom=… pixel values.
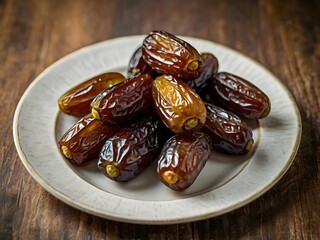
left=58, top=72, right=126, bottom=116
left=157, top=132, right=212, bottom=191
left=187, top=52, right=219, bottom=95
left=97, top=117, right=166, bottom=182
left=201, top=103, right=254, bottom=154
left=91, top=73, right=154, bottom=124
left=127, top=47, right=158, bottom=79
left=209, top=72, right=271, bottom=119
left=152, top=75, right=207, bottom=133
left=58, top=114, right=122, bottom=165
left=142, top=30, right=202, bottom=80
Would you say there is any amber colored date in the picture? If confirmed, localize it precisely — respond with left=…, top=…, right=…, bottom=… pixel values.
left=58, top=114, right=122, bottom=165
left=97, top=117, right=166, bottom=182
left=58, top=72, right=126, bottom=116
left=152, top=75, right=207, bottom=133
left=91, top=73, right=154, bottom=124
left=187, top=52, right=219, bottom=95
left=127, top=47, right=158, bottom=79
left=209, top=72, right=271, bottom=119
left=142, top=30, right=202, bottom=80
left=157, top=132, right=212, bottom=191
left=201, top=103, right=254, bottom=154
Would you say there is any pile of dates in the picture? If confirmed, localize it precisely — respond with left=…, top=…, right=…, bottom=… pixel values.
left=58, top=30, right=271, bottom=191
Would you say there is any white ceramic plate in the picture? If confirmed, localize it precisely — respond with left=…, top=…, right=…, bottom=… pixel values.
left=13, top=35, right=301, bottom=224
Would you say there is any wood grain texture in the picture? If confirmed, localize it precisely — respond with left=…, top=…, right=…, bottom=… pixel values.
left=1, top=0, right=319, bottom=239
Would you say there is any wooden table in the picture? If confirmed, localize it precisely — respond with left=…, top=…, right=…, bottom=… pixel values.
left=1, top=0, right=319, bottom=239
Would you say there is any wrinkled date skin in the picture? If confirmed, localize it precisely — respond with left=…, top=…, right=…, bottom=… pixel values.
left=91, top=73, right=154, bottom=124
left=58, top=72, right=126, bottom=116
left=187, top=52, right=219, bottom=95
left=157, top=132, right=212, bottom=191
left=142, top=30, right=202, bottom=80
left=201, top=103, right=254, bottom=154
left=152, top=75, right=207, bottom=133
left=127, top=47, right=158, bottom=79
left=209, top=72, right=271, bottom=119
left=58, top=114, right=122, bottom=165
left=97, top=117, right=166, bottom=182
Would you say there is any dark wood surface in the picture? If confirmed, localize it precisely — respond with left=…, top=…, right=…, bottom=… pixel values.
left=1, top=0, right=319, bottom=239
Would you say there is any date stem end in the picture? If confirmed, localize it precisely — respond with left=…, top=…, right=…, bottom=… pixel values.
left=162, top=171, right=179, bottom=184
left=187, top=60, right=201, bottom=72
left=61, top=145, right=72, bottom=159
left=245, top=139, right=254, bottom=152
left=183, top=117, right=199, bottom=131
left=106, top=165, right=120, bottom=178
left=260, top=106, right=271, bottom=119
left=91, top=108, right=101, bottom=120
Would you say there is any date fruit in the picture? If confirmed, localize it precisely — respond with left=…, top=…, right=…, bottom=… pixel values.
left=157, top=132, right=212, bottom=191
left=91, top=73, right=154, bottom=124
left=152, top=75, right=207, bottom=133
left=187, top=52, right=219, bottom=95
left=97, top=117, right=165, bottom=182
left=201, top=103, right=254, bottom=154
left=58, top=114, right=122, bottom=165
left=142, top=30, right=202, bottom=80
left=209, top=72, right=271, bottom=119
left=58, top=72, right=126, bottom=116
left=127, top=47, right=157, bottom=78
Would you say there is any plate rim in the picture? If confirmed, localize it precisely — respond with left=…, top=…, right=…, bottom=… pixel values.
left=13, top=35, right=302, bottom=224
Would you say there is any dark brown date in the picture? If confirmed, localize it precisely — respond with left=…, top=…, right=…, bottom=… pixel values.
left=201, top=103, right=254, bottom=154
left=127, top=47, right=157, bottom=79
left=209, top=72, right=271, bottom=119
left=142, top=30, right=202, bottom=80
left=97, top=117, right=165, bottom=182
left=58, top=114, right=122, bottom=165
left=157, top=132, right=212, bottom=191
left=187, top=52, right=219, bottom=95
left=152, top=75, right=207, bottom=133
left=58, top=72, right=126, bottom=116
left=91, top=73, right=154, bottom=124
